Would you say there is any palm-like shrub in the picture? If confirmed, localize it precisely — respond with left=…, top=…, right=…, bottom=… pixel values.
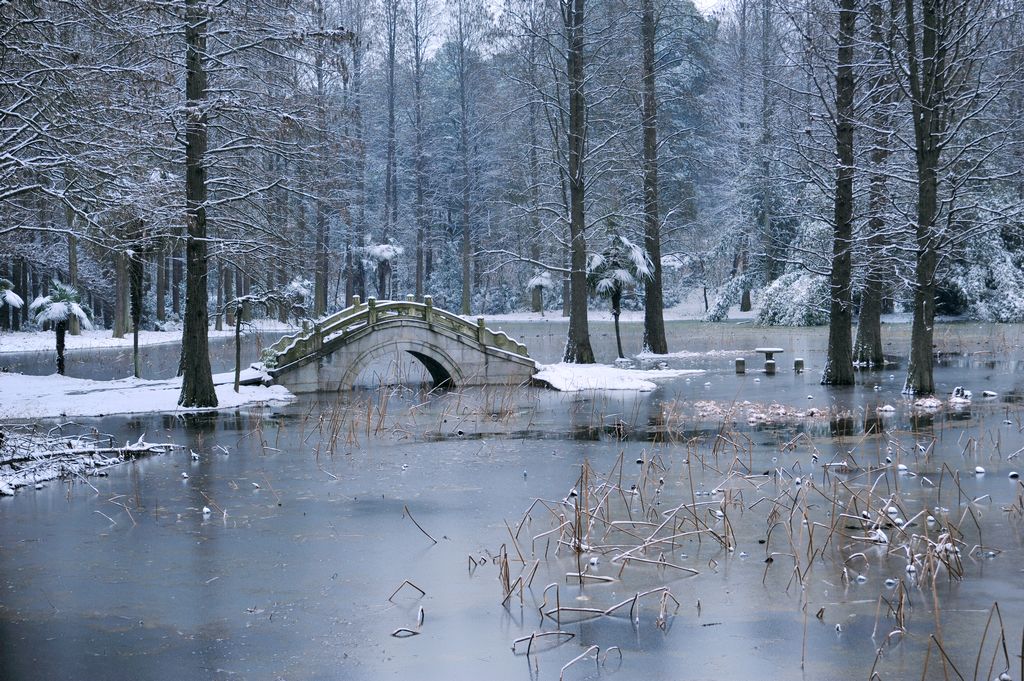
left=0, top=278, right=24, bottom=313
left=588, top=234, right=652, bottom=359
left=29, top=281, right=92, bottom=375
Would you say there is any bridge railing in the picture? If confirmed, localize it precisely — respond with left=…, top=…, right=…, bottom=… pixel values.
left=263, top=295, right=529, bottom=370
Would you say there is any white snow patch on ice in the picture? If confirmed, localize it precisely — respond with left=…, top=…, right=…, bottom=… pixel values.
left=0, top=369, right=294, bottom=420
left=533, top=362, right=703, bottom=392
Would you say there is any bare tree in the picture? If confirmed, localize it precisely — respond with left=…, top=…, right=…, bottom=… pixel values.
left=821, top=0, right=857, bottom=385
left=381, top=0, right=402, bottom=299
left=640, top=0, right=668, bottom=354
left=897, top=0, right=1005, bottom=394
left=179, top=0, right=217, bottom=408
left=853, top=0, right=897, bottom=368
left=559, top=0, right=595, bottom=362
left=408, top=0, right=435, bottom=299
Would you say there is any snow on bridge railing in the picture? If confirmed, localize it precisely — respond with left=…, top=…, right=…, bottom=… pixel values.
left=262, top=295, right=528, bottom=370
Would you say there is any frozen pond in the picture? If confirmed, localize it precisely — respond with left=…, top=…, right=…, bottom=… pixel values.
left=1, top=321, right=1023, bottom=681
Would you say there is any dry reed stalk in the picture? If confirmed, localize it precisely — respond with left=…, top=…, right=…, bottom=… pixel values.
left=504, top=519, right=526, bottom=564
left=614, top=555, right=699, bottom=575
left=511, top=630, right=574, bottom=656
left=387, top=580, right=425, bottom=602
left=564, top=572, right=615, bottom=583
left=971, top=602, right=1011, bottom=681
left=500, top=576, right=524, bottom=608
left=402, top=504, right=438, bottom=544
left=930, top=633, right=964, bottom=681
left=559, top=645, right=600, bottom=681
left=199, top=490, right=226, bottom=518
left=107, top=494, right=136, bottom=526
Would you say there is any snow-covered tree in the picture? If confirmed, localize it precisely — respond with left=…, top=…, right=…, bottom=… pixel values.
left=363, top=243, right=405, bottom=299
left=588, top=232, right=652, bottom=358
left=283, top=277, right=314, bottom=321
left=29, top=281, right=92, bottom=375
left=526, top=270, right=555, bottom=316
left=756, top=272, right=831, bottom=327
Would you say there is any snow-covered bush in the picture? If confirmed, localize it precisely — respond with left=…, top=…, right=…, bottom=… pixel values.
left=705, top=275, right=748, bottom=321
left=756, top=272, right=830, bottom=326
left=942, top=230, right=1024, bottom=322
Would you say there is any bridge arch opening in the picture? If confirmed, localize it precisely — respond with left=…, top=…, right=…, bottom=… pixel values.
left=339, top=340, right=465, bottom=392
left=406, top=351, right=454, bottom=389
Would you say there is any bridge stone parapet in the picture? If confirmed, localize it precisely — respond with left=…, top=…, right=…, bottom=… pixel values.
left=263, top=296, right=536, bottom=393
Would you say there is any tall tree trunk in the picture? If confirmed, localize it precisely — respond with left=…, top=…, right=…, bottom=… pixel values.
left=460, top=181, right=471, bottom=314
left=344, top=245, right=354, bottom=307
left=457, top=10, right=473, bottom=316
left=156, top=249, right=167, bottom=323
left=67, top=234, right=80, bottom=335
left=172, top=246, right=182, bottom=316
left=239, top=271, right=248, bottom=313
left=277, top=265, right=290, bottom=322
left=750, top=0, right=773, bottom=308
left=350, top=27, right=368, bottom=303
left=179, top=0, right=217, bottom=408
left=55, top=320, right=67, bottom=375
left=854, top=0, right=892, bottom=369
left=314, top=202, right=328, bottom=315
left=0, top=261, right=9, bottom=331
left=611, top=286, right=623, bottom=359
left=129, top=250, right=144, bottom=378
left=562, top=0, right=594, bottom=364
left=313, top=31, right=329, bottom=317
left=12, top=258, right=23, bottom=331
left=425, top=222, right=433, bottom=284
left=640, top=0, right=667, bottom=354
left=233, top=301, right=243, bottom=392
left=821, top=0, right=856, bottom=386
left=223, top=263, right=234, bottom=327
left=735, top=0, right=751, bottom=313
left=113, top=252, right=128, bottom=338
left=528, top=78, right=543, bottom=313
left=383, top=0, right=399, bottom=252
left=215, top=264, right=223, bottom=331
left=561, top=240, right=570, bottom=318
left=906, top=165, right=938, bottom=394
left=903, top=0, right=940, bottom=395
left=412, top=0, right=427, bottom=300
left=854, top=266, right=884, bottom=366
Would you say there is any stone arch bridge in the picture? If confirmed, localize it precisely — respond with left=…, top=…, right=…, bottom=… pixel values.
left=261, top=296, right=537, bottom=393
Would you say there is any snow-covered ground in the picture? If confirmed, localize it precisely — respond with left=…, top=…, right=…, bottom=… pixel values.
left=481, top=290, right=735, bottom=323
left=0, top=368, right=294, bottom=420
left=534, top=362, right=703, bottom=392
left=474, top=289, right=927, bottom=326
left=0, top=319, right=297, bottom=355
